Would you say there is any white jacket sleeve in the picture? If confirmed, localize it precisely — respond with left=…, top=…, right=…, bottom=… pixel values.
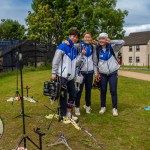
left=92, top=45, right=98, bottom=75
left=111, top=40, right=125, bottom=53
left=52, top=49, right=64, bottom=75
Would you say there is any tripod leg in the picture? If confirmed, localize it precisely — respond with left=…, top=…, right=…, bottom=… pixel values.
left=48, top=133, right=72, bottom=150
left=14, top=112, right=31, bottom=119
left=47, top=137, right=62, bottom=147
left=60, top=133, right=72, bottom=150
left=14, top=136, right=25, bottom=150
left=26, top=136, right=40, bottom=149
left=39, top=136, right=42, bottom=150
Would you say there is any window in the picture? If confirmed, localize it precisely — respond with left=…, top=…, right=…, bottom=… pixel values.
left=136, top=45, right=140, bottom=51
left=129, top=46, right=132, bottom=52
left=136, top=57, right=140, bottom=63
left=129, top=57, right=132, bottom=63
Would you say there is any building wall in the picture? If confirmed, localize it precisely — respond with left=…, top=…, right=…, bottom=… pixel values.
left=147, top=40, right=150, bottom=67
left=122, top=45, right=148, bottom=66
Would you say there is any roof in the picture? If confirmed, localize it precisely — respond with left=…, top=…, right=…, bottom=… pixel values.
left=124, top=31, right=150, bottom=46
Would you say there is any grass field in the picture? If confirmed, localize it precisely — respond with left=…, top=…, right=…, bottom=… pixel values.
left=120, top=65, right=150, bottom=75
left=120, top=69, right=150, bottom=75
left=0, top=69, right=150, bottom=150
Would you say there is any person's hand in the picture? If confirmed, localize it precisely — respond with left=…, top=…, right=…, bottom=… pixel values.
left=51, top=74, right=56, bottom=81
left=95, top=73, right=101, bottom=82
left=92, top=40, right=97, bottom=45
left=81, top=47, right=86, bottom=56
left=64, top=40, right=70, bottom=45
left=106, top=38, right=111, bottom=44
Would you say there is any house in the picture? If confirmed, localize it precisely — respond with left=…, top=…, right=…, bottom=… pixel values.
left=121, top=31, right=150, bottom=66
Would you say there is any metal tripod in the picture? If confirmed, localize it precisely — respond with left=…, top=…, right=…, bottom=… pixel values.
left=48, top=132, right=72, bottom=150
left=13, top=52, right=45, bottom=150
left=46, top=75, right=72, bottom=150
left=46, top=101, right=72, bottom=150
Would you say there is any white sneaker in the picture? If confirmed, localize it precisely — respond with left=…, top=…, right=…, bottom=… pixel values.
left=112, top=108, right=118, bottom=116
left=66, top=112, right=78, bottom=121
left=75, top=107, right=81, bottom=116
left=99, top=107, right=106, bottom=114
left=71, top=115, right=78, bottom=121
left=83, top=105, right=91, bottom=114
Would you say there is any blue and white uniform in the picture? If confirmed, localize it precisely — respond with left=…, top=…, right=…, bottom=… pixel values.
left=98, top=40, right=125, bottom=75
left=52, top=38, right=82, bottom=80
left=75, top=42, right=98, bottom=109
left=52, top=38, right=83, bottom=116
left=97, top=40, right=125, bottom=110
left=77, top=42, right=98, bottom=74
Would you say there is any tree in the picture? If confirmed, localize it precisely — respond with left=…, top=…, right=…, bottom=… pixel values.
left=26, top=0, right=128, bottom=44
left=76, top=0, right=128, bottom=39
left=26, top=4, right=55, bottom=42
left=0, top=19, right=25, bottom=40
left=26, top=0, right=82, bottom=44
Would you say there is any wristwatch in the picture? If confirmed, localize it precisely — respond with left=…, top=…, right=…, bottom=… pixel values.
left=0, top=117, right=4, bottom=139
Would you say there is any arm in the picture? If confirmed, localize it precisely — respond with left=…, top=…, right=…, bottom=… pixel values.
left=76, top=53, right=84, bottom=67
left=111, top=40, right=125, bottom=52
left=76, top=46, right=87, bottom=67
left=92, top=40, right=99, bottom=48
left=63, top=40, right=80, bottom=48
left=92, top=45, right=101, bottom=81
left=92, top=45, right=98, bottom=75
left=74, top=43, right=80, bottom=49
left=52, top=49, right=64, bottom=79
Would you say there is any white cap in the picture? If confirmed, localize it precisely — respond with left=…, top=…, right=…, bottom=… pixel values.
left=97, top=33, right=108, bottom=40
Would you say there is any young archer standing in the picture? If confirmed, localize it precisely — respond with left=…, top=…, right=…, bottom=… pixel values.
left=75, top=32, right=98, bottom=115
left=51, top=29, right=85, bottom=123
left=95, top=33, right=125, bottom=116
left=65, top=32, right=98, bottom=115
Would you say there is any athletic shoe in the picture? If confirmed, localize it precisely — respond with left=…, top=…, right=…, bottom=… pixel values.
left=66, top=112, right=78, bottom=121
left=112, top=108, right=118, bottom=116
left=83, top=105, right=91, bottom=114
left=71, top=115, right=78, bottom=121
left=75, top=107, right=81, bottom=116
left=99, top=107, right=106, bottom=114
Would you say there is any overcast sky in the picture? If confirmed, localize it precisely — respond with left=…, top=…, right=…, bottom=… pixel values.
left=116, top=0, right=150, bottom=35
left=0, top=0, right=150, bottom=36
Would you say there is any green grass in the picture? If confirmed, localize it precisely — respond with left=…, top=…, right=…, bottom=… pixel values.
left=120, top=65, right=149, bottom=69
left=120, top=68, right=150, bottom=75
left=0, top=69, right=150, bottom=150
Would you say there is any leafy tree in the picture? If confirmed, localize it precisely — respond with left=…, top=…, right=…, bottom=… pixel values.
left=26, top=0, right=128, bottom=44
left=26, top=0, right=81, bottom=44
left=0, top=19, right=25, bottom=40
left=26, top=4, right=56, bottom=42
left=76, top=0, right=128, bottom=39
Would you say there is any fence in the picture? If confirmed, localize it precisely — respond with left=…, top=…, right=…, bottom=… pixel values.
left=0, top=41, right=56, bottom=71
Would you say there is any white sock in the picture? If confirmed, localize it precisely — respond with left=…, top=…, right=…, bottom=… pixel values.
left=66, top=112, right=71, bottom=117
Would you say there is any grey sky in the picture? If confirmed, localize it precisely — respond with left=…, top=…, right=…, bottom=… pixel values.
left=116, top=0, right=150, bottom=26
left=116, top=0, right=150, bottom=35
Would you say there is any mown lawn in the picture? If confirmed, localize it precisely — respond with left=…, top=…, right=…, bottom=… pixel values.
left=120, top=65, right=150, bottom=75
left=120, top=68, right=150, bottom=75
left=0, top=69, right=150, bottom=150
